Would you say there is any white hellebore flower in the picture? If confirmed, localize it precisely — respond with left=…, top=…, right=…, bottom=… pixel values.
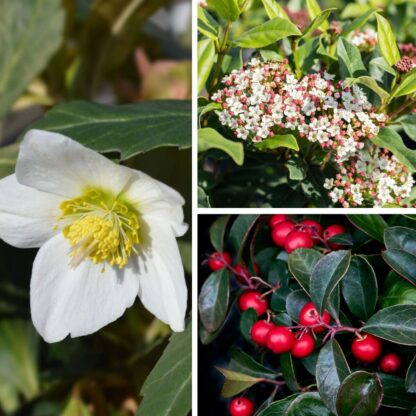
left=0, top=130, right=188, bottom=342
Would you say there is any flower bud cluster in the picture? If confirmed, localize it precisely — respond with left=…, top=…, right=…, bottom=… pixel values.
left=350, top=29, right=377, bottom=52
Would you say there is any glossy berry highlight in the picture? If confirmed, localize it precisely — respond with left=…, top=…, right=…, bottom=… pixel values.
left=229, top=397, right=255, bottom=416
left=351, top=334, right=382, bottom=363
left=238, top=291, right=268, bottom=316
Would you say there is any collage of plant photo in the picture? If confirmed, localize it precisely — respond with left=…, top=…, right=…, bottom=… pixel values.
left=1, top=0, right=416, bottom=415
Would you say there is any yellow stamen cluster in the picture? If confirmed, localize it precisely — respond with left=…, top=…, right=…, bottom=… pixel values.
left=58, top=188, right=139, bottom=270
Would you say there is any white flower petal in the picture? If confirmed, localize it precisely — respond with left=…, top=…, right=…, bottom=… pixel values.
left=16, top=129, right=134, bottom=198
left=137, top=217, right=187, bottom=331
left=0, top=175, right=61, bottom=247
left=31, top=234, right=140, bottom=343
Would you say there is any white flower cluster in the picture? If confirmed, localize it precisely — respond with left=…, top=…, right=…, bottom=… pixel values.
left=350, top=29, right=378, bottom=52
left=324, top=145, right=414, bottom=207
left=212, top=58, right=386, bottom=162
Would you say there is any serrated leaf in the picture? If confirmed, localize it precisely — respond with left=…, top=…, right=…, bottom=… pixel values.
left=0, top=0, right=64, bottom=118
left=28, top=100, right=191, bottom=160
left=137, top=322, right=191, bottom=416
left=198, top=127, right=244, bottom=165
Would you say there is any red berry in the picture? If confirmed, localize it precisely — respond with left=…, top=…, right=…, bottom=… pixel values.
left=271, top=220, right=295, bottom=247
left=323, top=224, right=346, bottom=249
left=380, top=353, right=401, bottom=373
left=208, top=251, right=232, bottom=271
left=235, top=263, right=260, bottom=284
left=284, top=231, right=314, bottom=253
left=291, top=333, right=315, bottom=358
left=229, top=397, right=255, bottom=416
left=266, top=326, right=295, bottom=353
left=269, top=214, right=288, bottom=228
left=299, top=219, right=323, bottom=243
left=351, top=334, right=382, bottom=363
left=238, top=291, right=269, bottom=316
left=298, top=302, right=331, bottom=333
left=251, top=320, right=274, bottom=346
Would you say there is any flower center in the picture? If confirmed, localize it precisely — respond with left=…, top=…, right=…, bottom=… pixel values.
left=58, top=188, right=139, bottom=270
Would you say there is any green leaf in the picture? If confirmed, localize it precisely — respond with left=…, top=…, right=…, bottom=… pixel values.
left=207, top=0, right=240, bottom=22
left=271, top=286, right=292, bottom=312
left=198, top=128, right=244, bottom=165
left=380, top=373, right=416, bottom=409
left=198, top=186, right=211, bottom=208
left=0, top=0, right=64, bottom=118
left=285, top=392, right=332, bottom=416
left=198, top=6, right=220, bottom=40
left=268, top=259, right=291, bottom=287
left=281, top=353, right=300, bottom=392
left=342, top=8, right=377, bottom=36
left=240, top=308, right=258, bottom=343
left=347, top=215, right=387, bottom=242
left=260, top=0, right=289, bottom=20
left=229, top=215, right=259, bottom=260
left=137, top=322, right=191, bottom=416
left=381, top=271, right=416, bottom=307
left=229, top=348, right=276, bottom=379
left=286, top=158, right=306, bottom=181
left=341, top=256, right=378, bottom=320
left=341, top=3, right=372, bottom=18
left=233, top=18, right=302, bottom=48
left=255, top=134, right=299, bottom=151
left=407, top=355, right=416, bottom=393
left=217, top=367, right=261, bottom=398
left=198, top=39, right=216, bottom=93
left=199, top=270, right=230, bottom=333
left=328, top=233, right=353, bottom=247
left=302, top=9, right=335, bottom=38
left=316, top=339, right=351, bottom=414
left=257, top=395, right=299, bottom=416
left=375, top=13, right=401, bottom=66
left=346, top=76, right=390, bottom=100
left=29, top=100, right=191, bottom=160
left=372, top=127, right=416, bottom=172
left=337, top=37, right=367, bottom=78
left=0, top=140, right=20, bottom=179
left=336, top=371, right=383, bottom=416
left=288, top=249, right=323, bottom=293
left=285, top=290, right=309, bottom=322
left=62, top=398, right=91, bottom=416
left=306, top=0, right=328, bottom=31
left=400, top=115, right=416, bottom=141
left=209, top=215, right=230, bottom=252
left=391, top=68, right=416, bottom=99
left=362, top=304, right=416, bottom=345
left=310, top=250, right=352, bottom=315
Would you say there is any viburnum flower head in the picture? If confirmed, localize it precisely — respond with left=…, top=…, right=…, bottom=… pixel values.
left=0, top=130, right=188, bottom=342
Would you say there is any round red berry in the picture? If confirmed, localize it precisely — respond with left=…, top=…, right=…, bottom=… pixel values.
left=208, top=251, right=232, bottom=271
left=291, top=333, right=315, bottom=358
left=271, top=220, right=295, bottom=247
left=380, top=353, right=401, bottom=373
left=266, top=326, right=295, bottom=353
left=251, top=320, right=274, bottom=346
left=238, top=291, right=268, bottom=316
left=284, top=230, right=314, bottom=253
left=323, top=224, right=346, bottom=249
left=269, top=214, right=288, bottom=228
left=299, top=219, right=323, bottom=243
left=229, top=397, right=255, bottom=416
left=298, top=302, right=331, bottom=333
left=351, top=334, right=382, bottom=363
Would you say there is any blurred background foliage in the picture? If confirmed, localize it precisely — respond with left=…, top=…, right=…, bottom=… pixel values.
left=0, top=0, right=191, bottom=415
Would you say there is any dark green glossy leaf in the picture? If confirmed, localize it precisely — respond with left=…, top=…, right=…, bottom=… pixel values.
left=29, top=100, right=192, bottom=160
left=233, top=18, right=302, bottom=48
left=229, top=348, right=276, bottom=379
left=328, top=233, right=353, bottom=247
left=379, top=373, right=416, bottom=409
left=382, top=250, right=416, bottom=286
left=362, top=305, right=416, bottom=345
left=341, top=256, right=377, bottom=320
left=137, top=322, right=191, bottom=416
left=336, top=371, right=383, bottom=416
left=280, top=353, right=300, bottom=392
left=257, top=395, right=299, bottom=416
left=199, top=270, right=230, bottom=333
left=207, top=0, right=240, bottom=22
left=406, top=355, right=416, bottom=393
left=285, top=290, right=309, bottom=322
left=229, top=215, right=260, bottom=260
left=198, top=186, right=211, bottom=208
left=240, top=308, right=258, bottom=343
left=347, top=215, right=387, bottom=242
left=310, top=250, right=351, bottom=315
left=301, top=350, right=319, bottom=376
left=316, top=339, right=351, bottom=413
left=285, top=392, right=332, bottom=416
left=268, top=259, right=291, bottom=287
left=380, top=271, right=416, bottom=308
left=217, top=367, right=261, bottom=398
left=209, top=215, right=230, bottom=252
left=273, top=312, right=293, bottom=326
left=271, top=286, right=292, bottom=312
left=337, top=37, right=367, bottom=78
left=288, top=249, right=323, bottom=293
